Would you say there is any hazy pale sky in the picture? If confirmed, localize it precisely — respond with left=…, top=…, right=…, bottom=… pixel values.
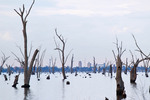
left=0, top=0, right=150, bottom=67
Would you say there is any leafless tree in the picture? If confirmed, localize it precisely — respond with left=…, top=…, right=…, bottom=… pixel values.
left=54, top=29, right=72, bottom=80
left=141, top=54, right=149, bottom=77
left=102, top=60, right=109, bottom=75
left=14, top=0, right=39, bottom=88
left=124, top=58, right=128, bottom=74
left=70, top=54, right=74, bottom=74
left=51, top=57, right=56, bottom=74
left=93, top=57, right=97, bottom=73
left=0, top=52, right=10, bottom=75
left=130, top=35, right=150, bottom=83
left=112, top=38, right=126, bottom=99
left=109, top=64, right=113, bottom=78
left=36, top=49, right=46, bottom=80
left=6, top=64, right=13, bottom=80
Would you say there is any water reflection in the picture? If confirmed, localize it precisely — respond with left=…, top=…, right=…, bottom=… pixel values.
left=24, top=88, right=31, bottom=100
left=62, top=80, right=65, bottom=100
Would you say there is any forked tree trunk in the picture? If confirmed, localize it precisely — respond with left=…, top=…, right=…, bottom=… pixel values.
left=54, top=29, right=72, bottom=80
left=14, top=0, right=39, bottom=88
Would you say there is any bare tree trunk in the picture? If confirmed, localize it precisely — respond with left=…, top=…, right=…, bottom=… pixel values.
left=0, top=53, right=10, bottom=75
left=14, top=0, right=39, bottom=88
left=98, top=66, right=101, bottom=73
left=54, top=29, right=72, bottom=80
left=130, top=63, right=137, bottom=83
left=93, top=57, right=97, bottom=73
left=124, top=58, right=128, bottom=74
left=12, top=74, right=20, bottom=88
left=70, top=54, right=74, bottom=74
left=109, top=64, right=112, bottom=78
left=112, top=39, right=126, bottom=99
left=27, top=49, right=39, bottom=84
left=116, top=56, right=125, bottom=95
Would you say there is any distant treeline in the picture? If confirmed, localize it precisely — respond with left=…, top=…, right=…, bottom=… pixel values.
left=1, top=65, right=150, bottom=73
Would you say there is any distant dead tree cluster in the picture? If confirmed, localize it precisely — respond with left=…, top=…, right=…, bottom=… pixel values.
left=111, top=35, right=150, bottom=99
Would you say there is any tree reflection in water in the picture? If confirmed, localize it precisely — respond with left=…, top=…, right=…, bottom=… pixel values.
left=24, top=88, right=31, bottom=100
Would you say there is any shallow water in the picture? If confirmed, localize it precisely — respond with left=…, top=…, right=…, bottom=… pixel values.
left=0, top=72, right=150, bottom=100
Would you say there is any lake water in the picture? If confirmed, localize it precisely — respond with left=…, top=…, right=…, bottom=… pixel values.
left=0, top=72, right=150, bottom=100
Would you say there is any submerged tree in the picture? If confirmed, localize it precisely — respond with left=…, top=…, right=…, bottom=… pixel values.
left=112, top=39, right=126, bottom=99
left=93, top=57, right=97, bottom=73
left=70, top=54, right=74, bottom=74
left=14, top=0, right=39, bottom=88
left=130, top=35, right=150, bottom=83
left=54, top=29, right=72, bottom=80
left=51, top=57, right=56, bottom=74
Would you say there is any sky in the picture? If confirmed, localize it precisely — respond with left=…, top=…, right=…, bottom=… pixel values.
left=0, top=0, right=150, bottom=67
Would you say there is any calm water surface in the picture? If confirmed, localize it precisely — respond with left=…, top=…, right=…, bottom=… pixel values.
left=0, top=72, right=150, bottom=100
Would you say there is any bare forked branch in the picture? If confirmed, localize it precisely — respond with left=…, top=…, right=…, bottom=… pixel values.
left=129, top=50, right=135, bottom=64
left=1, top=52, right=10, bottom=67
left=54, top=37, right=62, bottom=63
left=112, top=50, right=116, bottom=61
left=16, top=45, right=24, bottom=59
left=11, top=52, right=24, bottom=67
left=54, top=28, right=72, bottom=79
left=14, top=0, right=35, bottom=21
left=55, top=29, right=65, bottom=44
left=132, top=34, right=148, bottom=57
left=113, top=38, right=126, bottom=59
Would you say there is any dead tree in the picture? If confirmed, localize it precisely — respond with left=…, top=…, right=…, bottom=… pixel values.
left=12, top=74, right=20, bottom=88
left=6, top=64, right=12, bottom=76
left=0, top=52, right=10, bottom=75
left=54, top=29, right=72, bottom=80
left=70, top=54, right=74, bottom=74
left=98, top=66, right=101, bottom=73
left=141, top=54, right=149, bottom=77
left=93, top=57, right=97, bottom=73
left=109, top=64, right=113, bottom=78
left=3, top=74, right=8, bottom=81
left=124, top=58, right=128, bottom=74
left=51, top=57, right=56, bottom=74
left=130, top=35, right=150, bottom=83
left=36, top=49, right=46, bottom=80
left=102, top=61, right=109, bottom=75
left=112, top=39, right=126, bottom=99
left=14, top=0, right=39, bottom=88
